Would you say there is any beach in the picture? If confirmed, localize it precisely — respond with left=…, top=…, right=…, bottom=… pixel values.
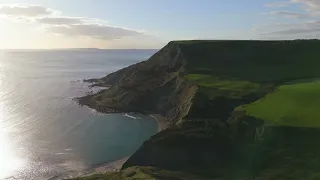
left=150, top=114, right=168, bottom=132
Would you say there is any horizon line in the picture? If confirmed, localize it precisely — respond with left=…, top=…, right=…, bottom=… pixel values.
left=0, top=48, right=159, bottom=51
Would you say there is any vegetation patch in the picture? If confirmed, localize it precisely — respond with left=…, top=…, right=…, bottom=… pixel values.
left=69, top=166, right=211, bottom=180
left=185, top=74, right=261, bottom=99
left=244, top=81, right=320, bottom=127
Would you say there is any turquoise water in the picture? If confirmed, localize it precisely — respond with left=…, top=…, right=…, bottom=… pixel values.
left=0, top=49, right=158, bottom=179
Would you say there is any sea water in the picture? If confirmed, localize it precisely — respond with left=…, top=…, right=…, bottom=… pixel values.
left=0, top=49, right=158, bottom=179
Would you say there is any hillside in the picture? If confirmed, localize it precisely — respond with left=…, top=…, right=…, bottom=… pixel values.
left=244, top=80, right=320, bottom=127
left=69, top=166, right=211, bottom=180
left=75, top=40, right=320, bottom=180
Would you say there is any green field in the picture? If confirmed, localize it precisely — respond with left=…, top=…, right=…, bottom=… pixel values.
left=185, top=74, right=261, bottom=99
left=178, top=40, right=320, bottom=83
left=244, top=80, right=320, bottom=127
left=180, top=40, right=320, bottom=127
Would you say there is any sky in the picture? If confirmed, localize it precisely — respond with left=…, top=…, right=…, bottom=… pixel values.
left=0, top=0, right=319, bottom=49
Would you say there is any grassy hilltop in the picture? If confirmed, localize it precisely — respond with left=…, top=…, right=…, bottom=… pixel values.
left=75, top=40, right=320, bottom=180
left=245, top=80, right=320, bottom=127
left=179, top=40, right=320, bottom=82
left=177, top=40, right=320, bottom=127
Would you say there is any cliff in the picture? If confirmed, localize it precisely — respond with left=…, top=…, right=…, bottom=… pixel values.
left=76, top=40, right=320, bottom=180
left=79, top=42, right=197, bottom=125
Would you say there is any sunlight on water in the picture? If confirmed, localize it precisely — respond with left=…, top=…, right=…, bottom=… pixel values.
left=0, top=64, right=25, bottom=179
left=0, top=131, right=25, bottom=179
left=0, top=106, right=24, bottom=179
left=0, top=50, right=158, bottom=179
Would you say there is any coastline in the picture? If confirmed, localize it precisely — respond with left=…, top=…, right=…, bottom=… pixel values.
left=75, top=114, right=167, bottom=178
left=150, top=114, right=168, bottom=132
left=79, top=157, right=129, bottom=177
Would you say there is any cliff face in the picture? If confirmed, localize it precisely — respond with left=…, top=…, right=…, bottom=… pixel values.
left=79, top=42, right=198, bottom=124
left=78, top=40, right=320, bottom=179
left=79, top=40, right=320, bottom=125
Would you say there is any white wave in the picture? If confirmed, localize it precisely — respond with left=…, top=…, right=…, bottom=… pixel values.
left=123, top=113, right=137, bottom=119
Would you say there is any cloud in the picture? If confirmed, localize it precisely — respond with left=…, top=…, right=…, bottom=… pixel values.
left=39, top=18, right=143, bottom=40
left=267, top=1, right=320, bottom=14
left=37, top=17, right=83, bottom=25
left=265, top=2, right=291, bottom=7
left=259, top=20, right=320, bottom=37
left=263, top=27, right=320, bottom=35
left=291, top=0, right=320, bottom=14
left=263, top=1, right=320, bottom=19
left=36, top=17, right=107, bottom=25
left=0, top=4, right=59, bottom=17
left=264, top=11, right=309, bottom=18
left=45, top=24, right=142, bottom=40
left=258, top=1, right=320, bottom=39
left=0, top=3, right=143, bottom=40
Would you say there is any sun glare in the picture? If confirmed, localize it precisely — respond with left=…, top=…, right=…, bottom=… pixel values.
left=0, top=103, right=25, bottom=178
left=0, top=131, right=25, bottom=179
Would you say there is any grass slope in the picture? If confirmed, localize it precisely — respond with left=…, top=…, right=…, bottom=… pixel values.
left=178, top=40, right=320, bottom=83
left=185, top=74, right=261, bottom=99
left=69, top=166, right=211, bottom=180
left=179, top=40, right=320, bottom=127
left=244, top=80, right=320, bottom=127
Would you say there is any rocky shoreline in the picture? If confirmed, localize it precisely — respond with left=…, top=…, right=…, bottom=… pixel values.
left=150, top=114, right=168, bottom=132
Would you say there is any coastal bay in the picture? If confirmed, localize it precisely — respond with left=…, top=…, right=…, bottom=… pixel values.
left=74, top=40, right=320, bottom=180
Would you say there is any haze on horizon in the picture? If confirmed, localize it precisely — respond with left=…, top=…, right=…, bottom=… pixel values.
left=0, top=0, right=319, bottom=49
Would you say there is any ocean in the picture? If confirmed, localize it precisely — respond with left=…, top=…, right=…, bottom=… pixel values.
left=0, top=49, right=158, bottom=179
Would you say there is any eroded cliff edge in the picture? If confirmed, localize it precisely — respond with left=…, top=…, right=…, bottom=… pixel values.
left=78, top=41, right=277, bottom=125
left=79, top=42, right=197, bottom=125
left=77, top=40, right=320, bottom=179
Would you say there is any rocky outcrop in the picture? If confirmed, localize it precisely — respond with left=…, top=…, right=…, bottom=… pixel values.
left=79, top=42, right=198, bottom=125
